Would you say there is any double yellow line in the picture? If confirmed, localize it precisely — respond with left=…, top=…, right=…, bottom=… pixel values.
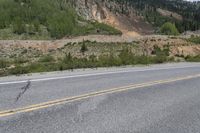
left=0, top=74, right=200, bottom=118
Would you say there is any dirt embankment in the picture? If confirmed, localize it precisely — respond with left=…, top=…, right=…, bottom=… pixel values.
left=0, top=35, right=200, bottom=58
left=0, top=35, right=134, bottom=53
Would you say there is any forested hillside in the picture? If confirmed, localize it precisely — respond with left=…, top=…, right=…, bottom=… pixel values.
left=109, top=0, right=200, bottom=33
left=0, top=0, right=121, bottom=39
left=0, top=0, right=200, bottom=40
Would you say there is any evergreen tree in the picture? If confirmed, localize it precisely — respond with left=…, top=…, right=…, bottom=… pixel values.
left=80, top=40, right=88, bottom=55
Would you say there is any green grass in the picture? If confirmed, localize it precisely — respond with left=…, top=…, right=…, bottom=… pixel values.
left=38, top=55, right=54, bottom=63
left=0, top=58, right=8, bottom=69
left=187, top=35, right=200, bottom=44
left=185, top=55, right=200, bottom=62
left=0, top=27, right=51, bottom=40
left=1, top=48, right=174, bottom=76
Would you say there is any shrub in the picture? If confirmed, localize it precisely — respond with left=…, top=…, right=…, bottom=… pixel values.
left=39, top=55, right=54, bottom=62
left=0, top=59, right=8, bottom=68
left=80, top=41, right=88, bottom=55
left=152, top=45, right=170, bottom=56
left=63, top=53, right=73, bottom=63
left=12, top=17, right=26, bottom=34
left=119, top=47, right=135, bottom=65
left=160, top=22, right=179, bottom=35
left=152, top=56, right=168, bottom=63
left=185, top=55, right=200, bottom=62
left=187, top=35, right=200, bottom=44
left=10, top=65, right=29, bottom=75
left=14, top=58, right=29, bottom=64
left=93, top=22, right=122, bottom=35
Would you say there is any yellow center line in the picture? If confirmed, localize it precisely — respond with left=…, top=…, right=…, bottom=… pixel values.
left=0, top=74, right=200, bottom=118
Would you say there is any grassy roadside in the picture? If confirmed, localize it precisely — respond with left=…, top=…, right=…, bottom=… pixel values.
left=185, top=55, right=200, bottom=62
left=1, top=39, right=200, bottom=77
left=186, top=35, right=200, bottom=44
left=0, top=43, right=174, bottom=76
left=0, top=56, right=174, bottom=77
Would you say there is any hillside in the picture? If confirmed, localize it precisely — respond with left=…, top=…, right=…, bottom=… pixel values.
left=70, top=0, right=200, bottom=35
left=112, top=0, right=200, bottom=32
left=0, top=0, right=122, bottom=39
left=73, top=0, right=154, bottom=37
left=0, top=0, right=200, bottom=40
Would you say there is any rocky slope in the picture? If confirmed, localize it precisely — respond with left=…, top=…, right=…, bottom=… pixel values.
left=73, top=0, right=154, bottom=37
left=72, top=0, right=200, bottom=37
left=75, top=0, right=200, bottom=36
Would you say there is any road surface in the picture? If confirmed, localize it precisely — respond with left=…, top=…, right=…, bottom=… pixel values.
left=0, top=63, right=200, bottom=133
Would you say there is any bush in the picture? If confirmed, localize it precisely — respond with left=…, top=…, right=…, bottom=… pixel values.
left=39, top=55, right=54, bottom=62
left=14, top=58, right=29, bottom=64
left=98, top=54, right=121, bottom=67
left=13, top=17, right=26, bottom=34
left=0, top=59, right=8, bottom=68
left=187, top=35, right=200, bottom=44
left=160, top=22, right=179, bottom=35
left=185, top=55, right=200, bottom=62
left=119, top=47, right=135, bottom=65
left=63, top=53, right=73, bottom=63
left=80, top=41, right=88, bottom=55
left=152, top=45, right=170, bottom=56
left=151, top=56, right=168, bottom=63
left=92, top=22, right=122, bottom=35
left=10, top=65, right=29, bottom=75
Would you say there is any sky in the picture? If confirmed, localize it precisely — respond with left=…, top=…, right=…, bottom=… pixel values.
left=186, top=0, right=200, bottom=1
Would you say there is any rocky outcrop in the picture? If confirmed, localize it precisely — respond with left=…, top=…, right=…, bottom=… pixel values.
left=73, top=0, right=133, bottom=20
left=72, top=0, right=154, bottom=36
left=74, top=0, right=107, bottom=21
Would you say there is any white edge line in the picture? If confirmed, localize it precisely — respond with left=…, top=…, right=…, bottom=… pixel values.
left=0, top=65, right=199, bottom=85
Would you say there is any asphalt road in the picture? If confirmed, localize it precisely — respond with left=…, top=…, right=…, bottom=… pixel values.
left=0, top=63, right=200, bottom=133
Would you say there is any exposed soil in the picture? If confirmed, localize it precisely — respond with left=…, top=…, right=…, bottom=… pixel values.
left=157, top=8, right=183, bottom=21
left=101, top=7, right=154, bottom=37
left=0, top=35, right=200, bottom=59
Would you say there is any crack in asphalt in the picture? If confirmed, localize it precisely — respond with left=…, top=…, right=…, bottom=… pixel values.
left=15, top=81, right=31, bottom=102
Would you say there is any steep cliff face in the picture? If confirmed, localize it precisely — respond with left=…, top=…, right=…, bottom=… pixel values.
left=74, top=0, right=107, bottom=21
left=73, top=0, right=154, bottom=37
left=74, top=0, right=128, bottom=20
